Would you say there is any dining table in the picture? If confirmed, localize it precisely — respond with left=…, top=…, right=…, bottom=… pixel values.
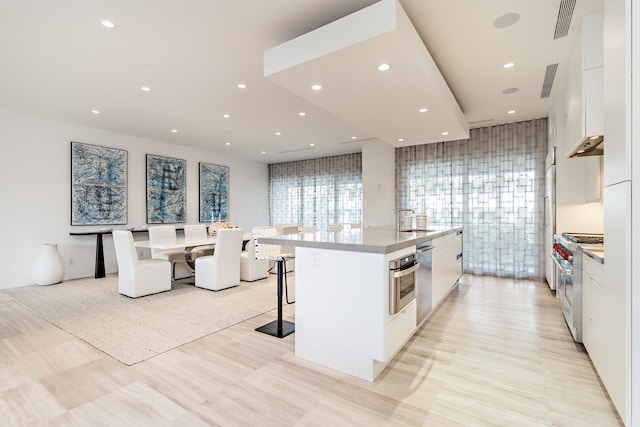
left=134, top=236, right=218, bottom=270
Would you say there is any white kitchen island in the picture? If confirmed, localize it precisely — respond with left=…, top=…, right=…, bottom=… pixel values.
left=259, top=225, right=463, bottom=381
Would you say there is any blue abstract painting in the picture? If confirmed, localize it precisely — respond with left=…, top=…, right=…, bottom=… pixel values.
left=199, top=162, right=229, bottom=222
left=146, top=154, right=186, bottom=224
left=71, top=142, right=127, bottom=225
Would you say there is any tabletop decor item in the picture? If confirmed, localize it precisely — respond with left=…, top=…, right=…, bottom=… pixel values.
left=199, top=162, right=229, bottom=223
left=71, top=141, right=127, bottom=225
left=208, top=221, right=235, bottom=237
left=146, top=154, right=186, bottom=224
left=32, top=243, right=64, bottom=285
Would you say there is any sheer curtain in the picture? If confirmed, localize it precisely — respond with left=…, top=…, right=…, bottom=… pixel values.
left=397, top=119, right=547, bottom=280
left=269, top=153, right=362, bottom=231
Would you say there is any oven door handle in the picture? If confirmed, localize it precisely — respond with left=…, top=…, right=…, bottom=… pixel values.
left=391, top=262, right=420, bottom=278
left=550, top=254, right=572, bottom=274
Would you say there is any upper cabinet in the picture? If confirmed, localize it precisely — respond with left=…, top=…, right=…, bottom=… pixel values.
left=583, top=12, right=604, bottom=70
left=559, top=11, right=603, bottom=204
left=603, top=0, right=632, bottom=186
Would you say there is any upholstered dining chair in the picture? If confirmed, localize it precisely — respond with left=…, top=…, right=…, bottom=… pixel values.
left=298, top=226, right=317, bottom=233
left=184, top=224, right=214, bottom=259
left=195, top=228, right=244, bottom=291
left=148, top=225, right=189, bottom=281
left=112, top=230, right=171, bottom=298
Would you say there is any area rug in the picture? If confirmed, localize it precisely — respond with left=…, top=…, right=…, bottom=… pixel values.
left=2, top=275, right=282, bottom=365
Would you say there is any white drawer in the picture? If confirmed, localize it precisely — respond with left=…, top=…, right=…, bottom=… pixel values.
left=583, top=252, right=605, bottom=287
left=384, top=299, right=416, bottom=362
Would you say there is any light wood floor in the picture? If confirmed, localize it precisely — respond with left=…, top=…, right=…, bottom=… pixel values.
left=0, top=274, right=623, bottom=426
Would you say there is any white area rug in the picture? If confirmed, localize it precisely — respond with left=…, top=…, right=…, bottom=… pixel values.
left=3, top=275, right=281, bottom=365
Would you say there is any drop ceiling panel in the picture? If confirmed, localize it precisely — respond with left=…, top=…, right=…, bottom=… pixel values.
left=265, top=0, right=469, bottom=147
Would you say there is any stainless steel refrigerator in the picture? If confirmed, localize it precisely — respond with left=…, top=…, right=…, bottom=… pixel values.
left=544, top=147, right=556, bottom=290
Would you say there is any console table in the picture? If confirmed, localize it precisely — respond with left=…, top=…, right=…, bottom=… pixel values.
left=70, top=228, right=161, bottom=278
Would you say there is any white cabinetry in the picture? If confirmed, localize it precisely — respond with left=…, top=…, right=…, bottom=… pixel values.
left=558, top=11, right=604, bottom=205
left=432, top=231, right=463, bottom=309
left=603, top=0, right=631, bottom=186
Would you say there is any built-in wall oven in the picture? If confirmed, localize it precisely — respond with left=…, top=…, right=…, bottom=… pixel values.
left=389, top=253, right=419, bottom=315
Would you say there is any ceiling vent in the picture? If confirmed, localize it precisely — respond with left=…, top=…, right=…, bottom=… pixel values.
left=554, top=0, right=576, bottom=39
left=540, top=63, right=559, bottom=98
left=278, top=147, right=315, bottom=154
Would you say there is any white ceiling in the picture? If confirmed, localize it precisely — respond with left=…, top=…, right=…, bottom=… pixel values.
left=0, top=0, right=603, bottom=163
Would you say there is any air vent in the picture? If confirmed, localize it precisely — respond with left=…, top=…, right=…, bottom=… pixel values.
left=340, top=137, right=377, bottom=145
left=554, top=0, right=576, bottom=39
left=541, top=63, right=559, bottom=98
left=278, top=147, right=315, bottom=154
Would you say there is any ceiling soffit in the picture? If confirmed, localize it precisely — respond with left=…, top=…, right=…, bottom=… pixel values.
left=264, top=0, right=469, bottom=148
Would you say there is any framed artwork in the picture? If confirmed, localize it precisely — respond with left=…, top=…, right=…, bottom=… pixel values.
left=71, top=141, right=127, bottom=225
left=199, top=162, right=229, bottom=222
left=146, top=154, right=186, bottom=224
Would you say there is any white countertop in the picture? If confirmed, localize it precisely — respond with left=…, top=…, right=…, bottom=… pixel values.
left=258, top=225, right=463, bottom=254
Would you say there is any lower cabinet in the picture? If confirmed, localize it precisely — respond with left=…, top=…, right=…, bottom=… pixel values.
left=582, top=269, right=603, bottom=354
left=384, top=299, right=416, bottom=361
left=432, top=231, right=463, bottom=309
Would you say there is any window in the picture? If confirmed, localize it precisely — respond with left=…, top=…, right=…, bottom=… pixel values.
left=269, top=153, right=362, bottom=231
left=396, top=119, right=547, bottom=279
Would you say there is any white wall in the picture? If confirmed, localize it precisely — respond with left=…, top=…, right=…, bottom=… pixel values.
left=0, top=110, right=269, bottom=289
left=362, top=140, right=396, bottom=227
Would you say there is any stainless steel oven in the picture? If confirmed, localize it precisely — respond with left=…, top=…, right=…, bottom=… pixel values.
left=389, top=253, right=419, bottom=315
left=554, top=232, right=604, bottom=343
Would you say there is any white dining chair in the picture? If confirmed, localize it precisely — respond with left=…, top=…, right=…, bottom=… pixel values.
left=240, top=233, right=269, bottom=282
left=148, top=225, right=189, bottom=281
left=195, top=228, right=244, bottom=291
left=298, top=226, right=317, bottom=233
left=329, top=223, right=343, bottom=232
left=113, top=230, right=172, bottom=298
left=184, top=224, right=214, bottom=259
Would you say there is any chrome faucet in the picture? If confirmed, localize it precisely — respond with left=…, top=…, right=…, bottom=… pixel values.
left=397, top=208, right=414, bottom=232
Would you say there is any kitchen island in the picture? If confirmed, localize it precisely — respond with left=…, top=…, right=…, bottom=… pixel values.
left=259, top=225, right=463, bottom=381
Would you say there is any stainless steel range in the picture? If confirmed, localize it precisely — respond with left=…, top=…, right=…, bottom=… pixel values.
left=554, top=232, right=604, bottom=342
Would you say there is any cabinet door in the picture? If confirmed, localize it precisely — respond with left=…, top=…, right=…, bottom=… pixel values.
left=582, top=270, right=598, bottom=352
left=431, top=246, right=448, bottom=308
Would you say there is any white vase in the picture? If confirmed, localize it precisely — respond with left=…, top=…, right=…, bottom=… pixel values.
left=32, top=244, right=64, bottom=286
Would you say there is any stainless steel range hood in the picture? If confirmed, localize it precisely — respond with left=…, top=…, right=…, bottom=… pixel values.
left=568, top=134, right=604, bottom=157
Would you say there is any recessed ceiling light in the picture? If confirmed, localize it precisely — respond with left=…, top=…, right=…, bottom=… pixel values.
left=502, top=87, right=519, bottom=95
left=493, top=12, right=520, bottom=29
left=237, top=83, right=246, bottom=89
left=377, top=63, right=391, bottom=72
left=91, top=110, right=100, bottom=115
left=100, top=20, right=115, bottom=29
left=261, top=151, right=267, bottom=154
left=225, top=142, right=231, bottom=146
left=311, top=84, right=322, bottom=91
left=141, top=86, right=151, bottom=92
left=351, top=136, right=357, bottom=139
left=419, top=108, right=428, bottom=113
left=503, top=62, right=515, bottom=69
left=298, top=112, right=306, bottom=117
left=223, top=114, right=230, bottom=118
left=275, top=132, right=281, bottom=136
left=171, top=129, right=178, bottom=133
left=397, top=138, right=404, bottom=142
left=441, top=131, right=449, bottom=136
left=310, top=143, right=315, bottom=147
left=508, top=110, right=516, bottom=114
